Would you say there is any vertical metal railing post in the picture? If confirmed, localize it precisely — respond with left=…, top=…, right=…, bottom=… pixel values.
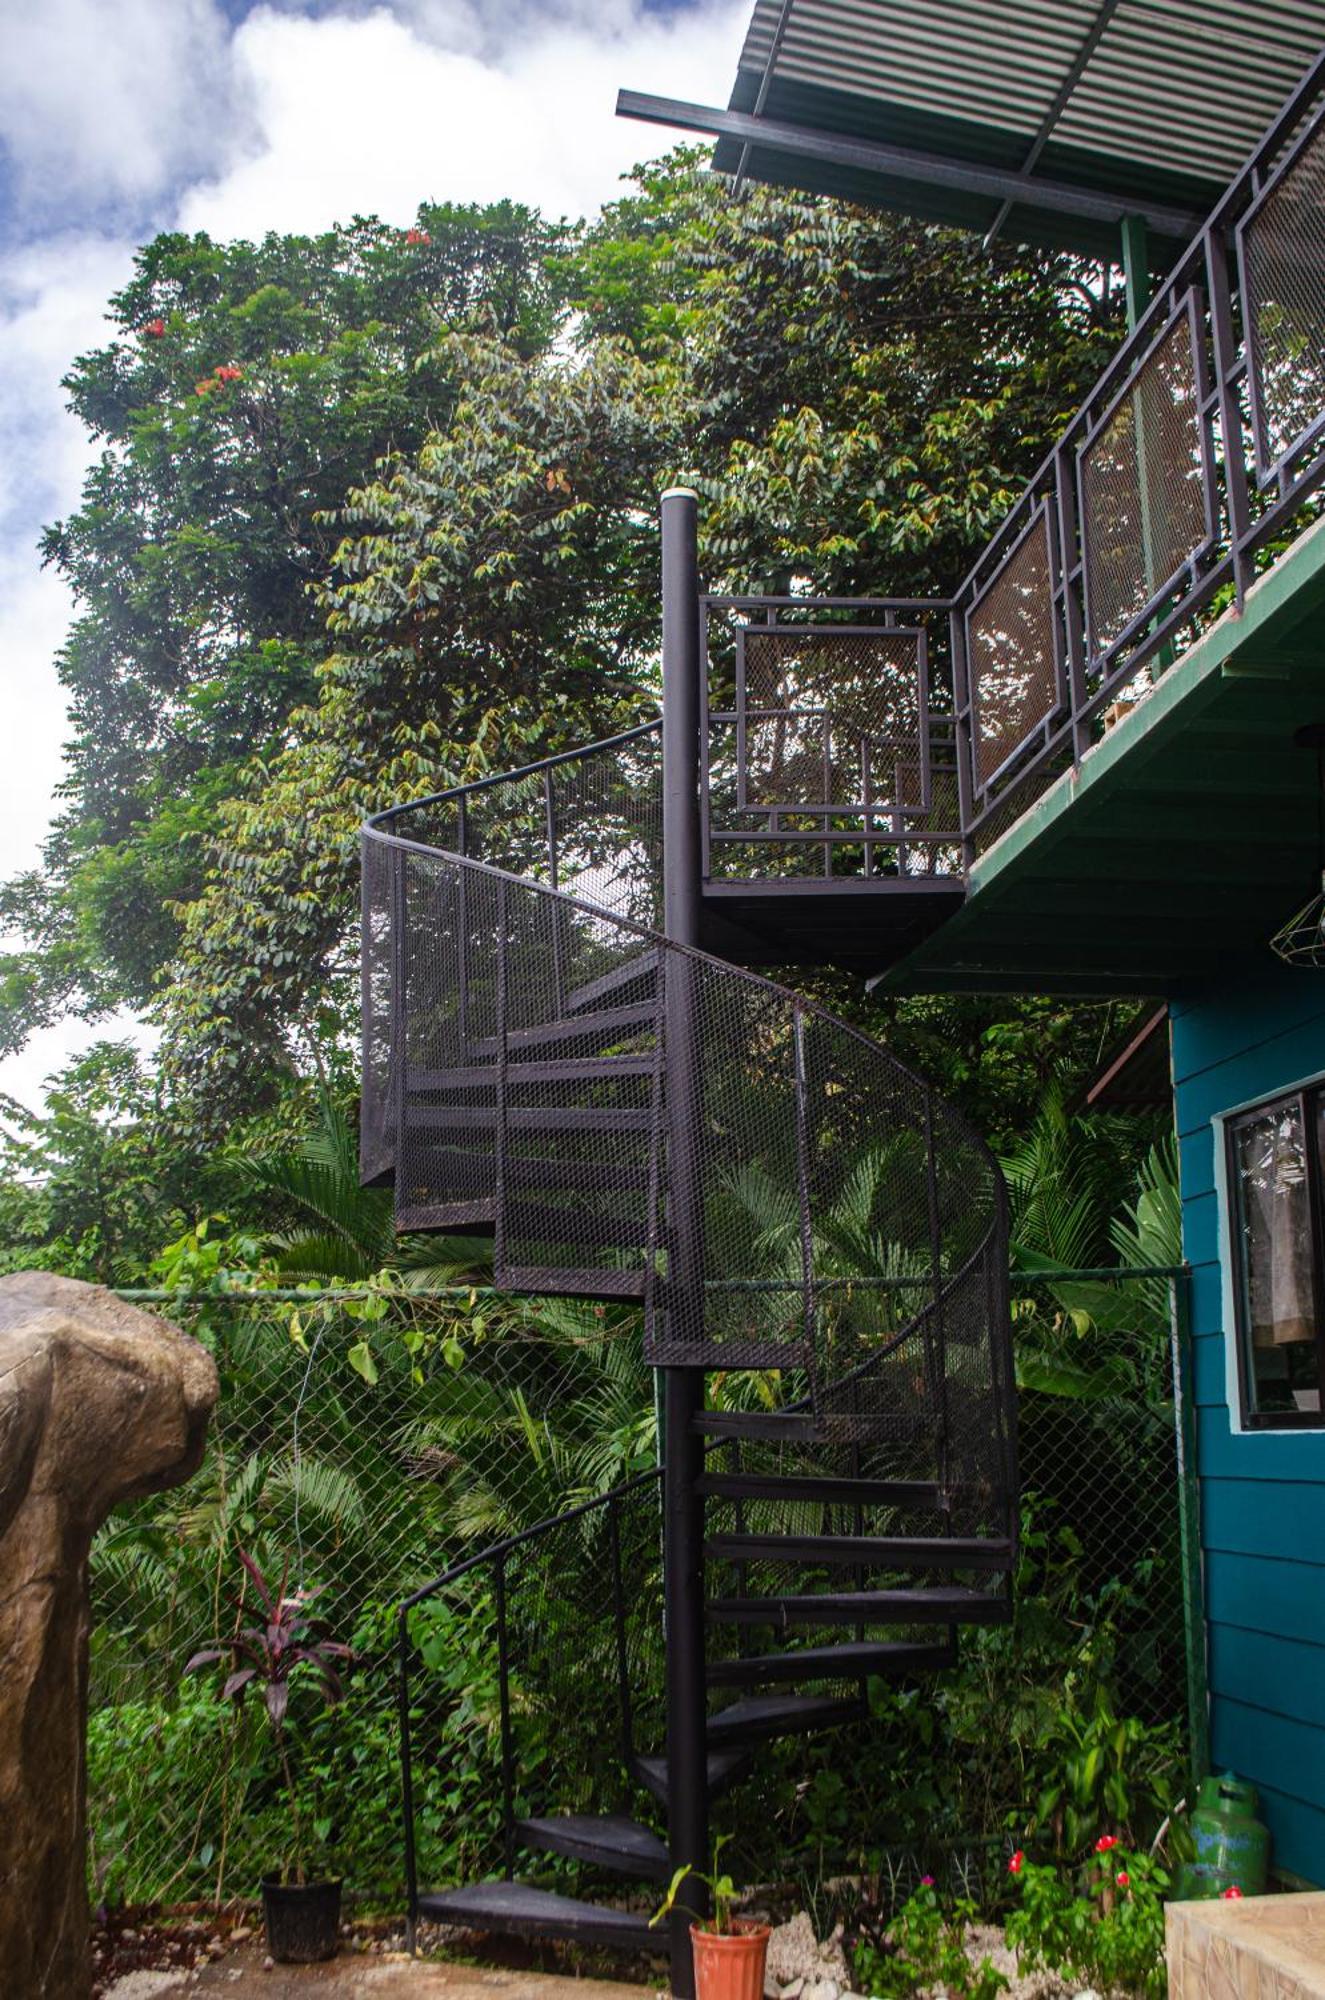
left=543, top=765, right=567, bottom=1017
left=397, top=1607, right=420, bottom=1954
left=493, top=1552, right=517, bottom=1881
left=922, top=1090, right=950, bottom=1496
left=608, top=1491, right=636, bottom=1768
left=949, top=605, right=977, bottom=870
left=1205, top=225, right=1255, bottom=610
left=1169, top=1267, right=1211, bottom=1784
left=1053, top=440, right=1091, bottom=764
left=388, top=844, right=408, bottom=1189
left=661, top=487, right=709, bottom=1999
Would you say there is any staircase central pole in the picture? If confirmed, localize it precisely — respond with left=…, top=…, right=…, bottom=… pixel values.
left=661, top=487, right=709, bottom=1999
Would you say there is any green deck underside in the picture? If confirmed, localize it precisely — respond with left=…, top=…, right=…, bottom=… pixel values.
left=882, top=516, right=1325, bottom=998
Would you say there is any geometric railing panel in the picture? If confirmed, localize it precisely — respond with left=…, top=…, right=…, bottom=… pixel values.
left=967, top=510, right=1058, bottom=793
left=736, top=625, right=930, bottom=814
left=1241, top=112, right=1325, bottom=482
left=1080, top=302, right=1211, bottom=660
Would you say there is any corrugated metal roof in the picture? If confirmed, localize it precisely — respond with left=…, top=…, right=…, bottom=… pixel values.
left=717, top=0, right=1324, bottom=251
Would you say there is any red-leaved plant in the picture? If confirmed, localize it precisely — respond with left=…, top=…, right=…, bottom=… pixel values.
left=186, top=1549, right=352, bottom=1884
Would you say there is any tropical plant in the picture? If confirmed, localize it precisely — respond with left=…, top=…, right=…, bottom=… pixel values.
left=1005, top=1839, right=1169, bottom=1999
left=185, top=1548, right=353, bottom=1884
left=651, top=1834, right=746, bottom=1935
left=852, top=1880, right=1008, bottom=2000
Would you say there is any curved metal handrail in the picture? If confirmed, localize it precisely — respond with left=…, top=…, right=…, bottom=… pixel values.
left=364, top=733, right=1003, bottom=1173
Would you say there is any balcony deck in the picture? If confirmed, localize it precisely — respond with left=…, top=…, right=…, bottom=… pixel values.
left=692, top=56, right=1325, bottom=994
left=880, top=516, right=1325, bottom=996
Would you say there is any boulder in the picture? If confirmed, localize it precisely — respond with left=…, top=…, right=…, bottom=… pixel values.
left=0, top=1273, right=218, bottom=1997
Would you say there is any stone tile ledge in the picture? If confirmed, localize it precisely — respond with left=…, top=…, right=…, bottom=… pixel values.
left=1167, top=1892, right=1325, bottom=1998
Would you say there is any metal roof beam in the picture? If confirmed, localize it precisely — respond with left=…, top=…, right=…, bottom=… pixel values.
left=615, top=90, right=1204, bottom=240
left=982, top=0, right=1126, bottom=247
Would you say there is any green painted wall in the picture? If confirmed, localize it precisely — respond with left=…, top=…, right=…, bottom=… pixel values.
left=1171, top=964, right=1325, bottom=1885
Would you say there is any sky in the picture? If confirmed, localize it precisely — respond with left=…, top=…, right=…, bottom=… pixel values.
left=0, top=0, right=747, bottom=1113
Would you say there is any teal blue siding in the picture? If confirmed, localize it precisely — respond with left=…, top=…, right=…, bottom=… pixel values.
left=1171, top=965, right=1325, bottom=1885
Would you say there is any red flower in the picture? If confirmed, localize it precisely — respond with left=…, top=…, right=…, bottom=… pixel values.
left=143, top=318, right=166, bottom=338
left=1222, top=1885, right=1243, bottom=1900
left=194, top=379, right=213, bottom=396
left=919, top=1876, right=935, bottom=1888
left=1008, top=1851, right=1024, bottom=1875
left=214, top=364, right=243, bottom=383
left=1095, top=1835, right=1120, bottom=1852
left=404, top=227, right=431, bottom=246
left=1116, top=1871, right=1130, bottom=1888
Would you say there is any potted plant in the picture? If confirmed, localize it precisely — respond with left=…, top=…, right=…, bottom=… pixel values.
left=651, top=1836, right=771, bottom=2000
left=186, top=1549, right=352, bottom=1962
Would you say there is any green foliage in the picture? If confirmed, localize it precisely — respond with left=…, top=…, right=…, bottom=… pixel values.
left=6, top=147, right=1134, bottom=1145
left=3, top=203, right=572, bottom=1047
left=852, top=1884, right=1007, bottom=2000
left=1005, top=1842, right=1169, bottom=1999
left=0, top=1042, right=199, bottom=1282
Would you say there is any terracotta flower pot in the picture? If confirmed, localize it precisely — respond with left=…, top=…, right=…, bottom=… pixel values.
left=690, top=1917, right=770, bottom=2000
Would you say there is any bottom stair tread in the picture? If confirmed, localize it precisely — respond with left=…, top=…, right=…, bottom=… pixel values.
left=517, top=1813, right=669, bottom=1879
left=417, top=1880, right=657, bottom=1951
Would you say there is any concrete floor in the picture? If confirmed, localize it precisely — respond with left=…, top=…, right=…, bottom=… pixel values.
left=105, top=1944, right=659, bottom=2000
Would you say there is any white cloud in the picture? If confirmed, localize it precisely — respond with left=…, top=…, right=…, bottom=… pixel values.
left=0, top=0, right=744, bottom=1110
left=180, top=1, right=746, bottom=236
left=0, top=0, right=240, bottom=220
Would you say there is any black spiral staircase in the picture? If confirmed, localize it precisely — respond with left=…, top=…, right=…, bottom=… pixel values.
left=363, top=494, right=1017, bottom=1993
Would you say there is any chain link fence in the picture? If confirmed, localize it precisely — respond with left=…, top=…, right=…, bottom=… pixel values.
left=88, top=1267, right=1198, bottom=1914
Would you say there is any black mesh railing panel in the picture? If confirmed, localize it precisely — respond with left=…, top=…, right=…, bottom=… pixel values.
left=365, top=720, right=1014, bottom=1552
left=360, top=836, right=396, bottom=1186
left=498, top=888, right=660, bottom=1289
left=395, top=857, right=501, bottom=1229
left=1080, top=308, right=1211, bottom=660
left=738, top=628, right=928, bottom=812
left=402, top=1473, right=665, bottom=1892
left=967, top=512, right=1059, bottom=794
left=1242, top=113, right=1325, bottom=479
left=704, top=604, right=961, bottom=883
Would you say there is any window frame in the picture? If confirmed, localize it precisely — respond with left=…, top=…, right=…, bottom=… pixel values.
left=1226, top=1083, right=1325, bottom=1431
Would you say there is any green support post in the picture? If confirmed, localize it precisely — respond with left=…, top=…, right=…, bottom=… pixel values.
left=1169, top=1268, right=1211, bottom=1785
left=1121, top=212, right=1151, bottom=333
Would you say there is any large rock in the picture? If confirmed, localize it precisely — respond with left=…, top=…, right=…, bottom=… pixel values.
left=0, top=1273, right=218, bottom=1998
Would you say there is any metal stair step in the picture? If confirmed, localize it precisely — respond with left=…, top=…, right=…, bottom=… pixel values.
left=706, top=1691, right=862, bottom=1744
left=630, top=1745, right=754, bottom=1807
left=697, top=1472, right=951, bottom=1509
left=468, top=1001, right=658, bottom=1056
left=692, top=1410, right=927, bottom=1444
left=707, top=1585, right=1011, bottom=1627
left=566, top=952, right=660, bottom=1014
left=503, top=1155, right=652, bottom=1194
left=707, top=1636, right=957, bottom=1688
left=414, top=1056, right=656, bottom=1089
left=516, top=1814, right=670, bottom=1881
left=706, top=1532, right=1014, bottom=1573
left=495, top=1264, right=649, bottom=1300
left=411, top=1104, right=653, bottom=1134
left=503, top=1204, right=660, bottom=1252
left=395, top=1196, right=496, bottom=1233
left=416, top=1880, right=656, bottom=1953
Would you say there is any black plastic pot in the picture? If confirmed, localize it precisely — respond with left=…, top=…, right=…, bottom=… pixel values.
left=261, top=1875, right=342, bottom=1963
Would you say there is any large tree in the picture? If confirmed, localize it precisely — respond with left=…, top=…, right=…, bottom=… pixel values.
left=1, top=203, right=571, bottom=1048
left=9, top=152, right=1134, bottom=1163
left=158, top=156, right=1126, bottom=1127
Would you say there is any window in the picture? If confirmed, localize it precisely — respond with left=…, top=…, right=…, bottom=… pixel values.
left=1227, top=1086, right=1325, bottom=1428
